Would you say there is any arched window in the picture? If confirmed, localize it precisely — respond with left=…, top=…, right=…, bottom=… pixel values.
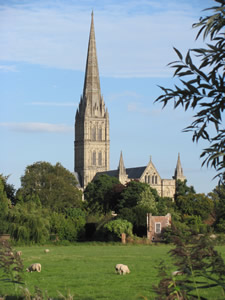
left=145, top=175, right=147, bottom=183
left=152, top=176, right=154, bottom=184
left=148, top=175, right=150, bottom=183
left=155, top=176, right=158, bottom=184
left=92, top=151, right=96, bottom=165
left=98, top=152, right=102, bottom=166
left=98, top=128, right=102, bottom=141
left=92, top=126, right=96, bottom=140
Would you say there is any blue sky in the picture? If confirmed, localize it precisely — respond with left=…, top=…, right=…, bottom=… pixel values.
left=0, top=0, right=218, bottom=194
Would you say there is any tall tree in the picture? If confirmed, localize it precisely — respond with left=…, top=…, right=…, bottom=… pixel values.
left=209, top=184, right=225, bottom=231
left=17, top=161, right=83, bottom=211
left=155, top=0, right=225, bottom=183
left=0, top=177, right=10, bottom=234
left=84, top=174, right=120, bottom=214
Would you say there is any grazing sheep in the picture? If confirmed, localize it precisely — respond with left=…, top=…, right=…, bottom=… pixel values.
left=115, top=264, right=124, bottom=274
left=120, top=264, right=130, bottom=275
left=16, top=251, right=22, bottom=256
left=44, top=249, right=50, bottom=253
left=26, top=263, right=41, bottom=273
left=172, top=270, right=183, bottom=276
left=115, top=264, right=130, bottom=275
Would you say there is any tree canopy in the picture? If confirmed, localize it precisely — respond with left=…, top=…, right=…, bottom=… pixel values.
left=17, top=161, right=83, bottom=211
left=155, top=0, right=225, bottom=183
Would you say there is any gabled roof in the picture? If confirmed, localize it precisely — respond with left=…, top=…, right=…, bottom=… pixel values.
left=95, top=166, right=147, bottom=181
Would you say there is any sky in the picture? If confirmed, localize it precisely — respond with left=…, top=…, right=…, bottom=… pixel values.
left=0, top=0, right=218, bottom=194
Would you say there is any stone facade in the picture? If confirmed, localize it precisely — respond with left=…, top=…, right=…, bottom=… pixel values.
left=74, top=13, right=186, bottom=195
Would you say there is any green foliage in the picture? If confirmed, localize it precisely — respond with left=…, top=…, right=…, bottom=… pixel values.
left=0, top=241, right=24, bottom=291
left=155, top=0, right=225, bottom=183
left=209, top=184, right=225, bottom=232
left=84, top=175, right=120, bottom=214
left=0, top=177, right=10, bottom=234
left=154, top=227, right=225, bottom=299
left=176, top=193, right=214, bottom=220
left=0, top=174, right=16, bottom=205
left=7, top=201, right=50, bottom=244
left=175, top=179, right=195, bottom=200
left=137, top=186, right=157, bottom=213
left=18, top=161, right=83, bottom=211
left=118, top=180, right=153, bottom=210
left=103, top=218, right=133, bottom=239
left=50, top=209, right=86, bottom=242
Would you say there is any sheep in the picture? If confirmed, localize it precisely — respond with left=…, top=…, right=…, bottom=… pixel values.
left=26, top=263, right=41, bottom=273
left=120, top=264, right=130, bottom=275
left=115, top=264, right=124, bottom=274
left=16, top=251, right=22, bottom=256
left=172, top=270, right=183, bottom=276
left=115, top=264, right=130, bottom=275
left=44, top=249, right=50, bottom=253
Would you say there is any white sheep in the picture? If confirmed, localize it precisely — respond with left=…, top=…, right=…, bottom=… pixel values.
left=115, top=264, right=130, bottom=275
left=115, top=264, right=124, bottom=274
left=26, top=263, right=41, bottom=273
left=172, top=270, right=183, bottom=276
left=44, top=249, right=50, bottom=253
left=120, top=264, right=130, bottom=275
left=16, top=251, right=22, bottom=256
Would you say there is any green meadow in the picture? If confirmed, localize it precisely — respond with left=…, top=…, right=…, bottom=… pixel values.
left=1, top=244, right=225, bottom=299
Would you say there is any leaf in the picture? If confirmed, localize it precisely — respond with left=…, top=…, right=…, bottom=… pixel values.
left=173, top=47, right=183, bottom=60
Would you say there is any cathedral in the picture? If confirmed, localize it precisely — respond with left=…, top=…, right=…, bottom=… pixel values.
left=74, top=13, right=185, bottom=198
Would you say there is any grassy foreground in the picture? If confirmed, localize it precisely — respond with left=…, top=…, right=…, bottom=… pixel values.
left=1, top=243, right=225, bottom=299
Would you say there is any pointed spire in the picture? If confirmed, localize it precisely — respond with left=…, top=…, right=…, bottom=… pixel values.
left=117, top=151, right=128, bottom=184
left=83, top=12, right=101, bottom=114
left=174, top=153, right=186, bottom=181
left=118, top=151, right=126, bottom=175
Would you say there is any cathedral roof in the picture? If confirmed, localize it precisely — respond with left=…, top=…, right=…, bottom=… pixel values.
left=95, top=166, right=147, bottom=181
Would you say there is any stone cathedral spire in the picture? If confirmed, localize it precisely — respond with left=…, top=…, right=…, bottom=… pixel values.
left=74, top=12, right=110, bottom=188
left=173, top=153, right=186, bottom=182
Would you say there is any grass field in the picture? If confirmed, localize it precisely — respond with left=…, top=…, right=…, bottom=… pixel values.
left=1, top=243, right=225, bottom=299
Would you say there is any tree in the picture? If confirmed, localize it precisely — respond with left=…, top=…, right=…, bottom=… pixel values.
left=7, top=201, right=50, bottom=243
left=137, top=186, right=157, bottom=214
left=175, top=179, right=195, bottom=200
left=118, top=180, right=155, bottom=210
left=176, top=193, right=214, bottom=221
left=155, top=0, right=225, bottom=183
left=0, top=174, right=16, bottom=205
left=103, top=219, right=133, bottom=240
left=209, top=184, right=225, bottom=231
left=0, top=177, right=10, bottom=234
left=17, top=161, right=83, bottom=211
left=84, top=174, right=121, bottom=214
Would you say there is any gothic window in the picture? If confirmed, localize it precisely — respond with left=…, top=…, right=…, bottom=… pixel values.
left=148, top=175, right=150, bottom=183
left=155, top=223, right=161, bottom=234
left=92, top=126, right=96, bottom=140
left=152, top=176, right=154, bottom=184
left=92, top=151, right=96, bottom=165
left=98, top=127, right=102, bottom=141
left=145, top=175, right=147, bottom=183
left=98, top=152, right=102, bottom=166
left=155, top=176, right=158, bottom=184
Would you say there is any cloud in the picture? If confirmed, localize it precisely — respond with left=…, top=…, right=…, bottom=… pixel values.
left=0, top=122, right=73, bottom=133
left=27, top=102, right=77, bottom=107
left=0, top=65, right=18, bottom=72
left=0, top=0, right=209, bottom=78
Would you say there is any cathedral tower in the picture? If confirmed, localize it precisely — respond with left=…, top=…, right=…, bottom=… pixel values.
left=74, top=12, right=110, bottom=188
